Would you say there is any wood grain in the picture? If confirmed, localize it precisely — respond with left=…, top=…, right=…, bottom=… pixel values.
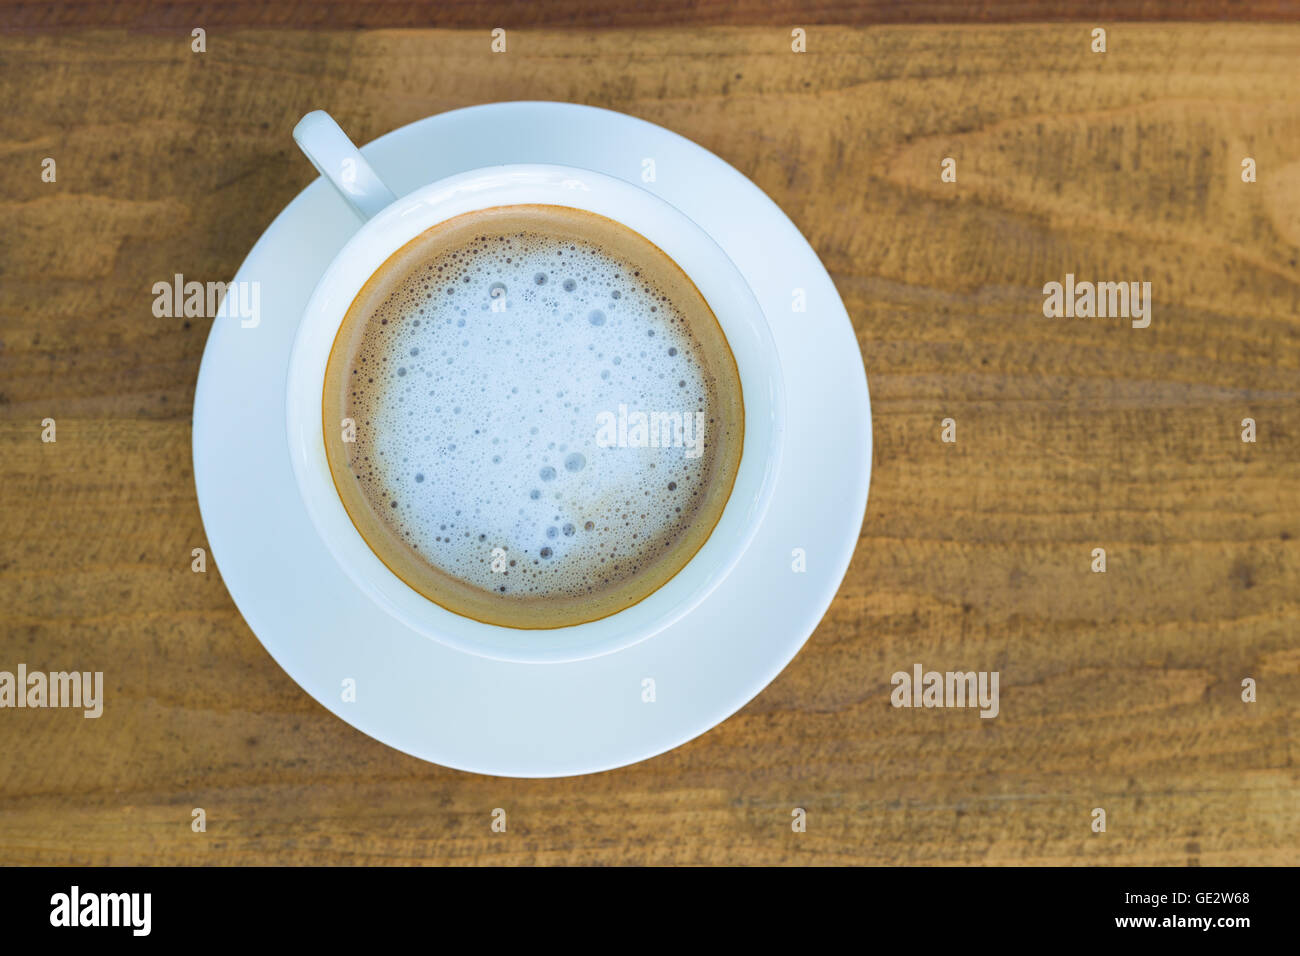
left=0, top=25, right=1297, bottom=865
left=2, top=1, right=1298, bottom=33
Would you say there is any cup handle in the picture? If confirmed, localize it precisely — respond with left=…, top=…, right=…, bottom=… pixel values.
left=293, top=110, right=397, bottom=222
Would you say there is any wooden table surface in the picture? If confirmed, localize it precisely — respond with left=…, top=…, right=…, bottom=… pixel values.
left=1, top=21, right=1297, bottom=865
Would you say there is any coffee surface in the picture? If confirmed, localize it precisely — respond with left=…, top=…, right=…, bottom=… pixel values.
left=323, top=204, right=743, bottom=629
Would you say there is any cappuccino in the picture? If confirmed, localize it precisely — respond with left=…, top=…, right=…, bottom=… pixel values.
left=322, top=204, right=743, bottom=629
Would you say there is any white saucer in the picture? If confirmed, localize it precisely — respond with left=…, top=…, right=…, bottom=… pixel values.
left=193, top=102, right=872, bottom=777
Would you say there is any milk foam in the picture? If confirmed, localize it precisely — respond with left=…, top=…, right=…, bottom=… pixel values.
left=341, top=226, right=727, bottom=603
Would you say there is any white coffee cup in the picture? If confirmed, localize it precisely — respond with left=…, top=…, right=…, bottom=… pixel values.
left=286, top=110, right=785, bottom=663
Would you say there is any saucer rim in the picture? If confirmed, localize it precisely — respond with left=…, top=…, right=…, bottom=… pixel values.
left=192, top=100, right=872, bottom=777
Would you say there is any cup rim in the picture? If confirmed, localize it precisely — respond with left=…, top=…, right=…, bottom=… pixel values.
left=286, top=163, right=785, bottom=663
